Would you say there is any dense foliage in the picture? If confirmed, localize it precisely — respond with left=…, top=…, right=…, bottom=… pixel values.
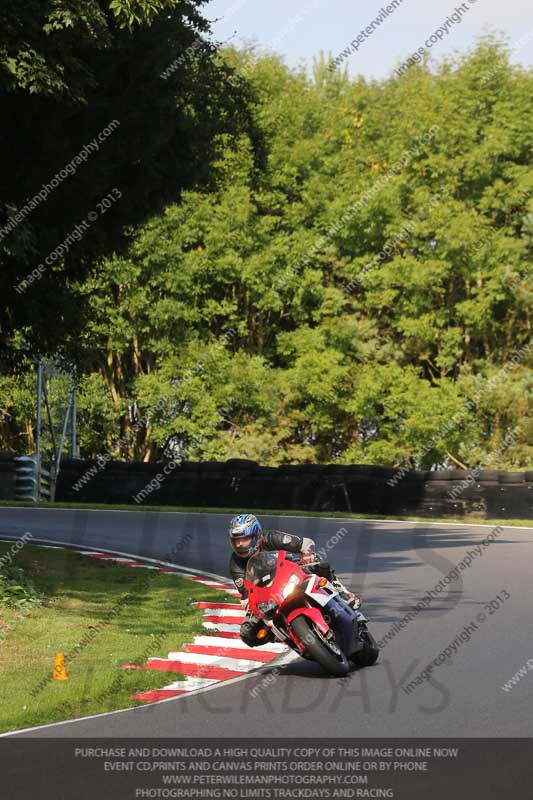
left=1, top=33, right=532, bottom=470
left=0, top=564, right=42, bottom=610
left=0, top=0, right=258, bottom=362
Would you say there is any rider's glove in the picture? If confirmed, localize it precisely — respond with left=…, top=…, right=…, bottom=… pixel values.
left=300, top=550, right=316, bottom=565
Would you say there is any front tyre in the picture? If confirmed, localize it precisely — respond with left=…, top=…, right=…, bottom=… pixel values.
left=290, top=615, right=349, bottom=677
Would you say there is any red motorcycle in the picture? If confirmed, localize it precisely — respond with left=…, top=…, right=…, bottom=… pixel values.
left=245, top=550, right=379, bottom=677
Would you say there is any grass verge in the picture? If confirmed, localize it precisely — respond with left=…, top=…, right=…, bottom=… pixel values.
left=1, top=499, right=532, bottom=528
left=0, top=543, right=233, bottom=734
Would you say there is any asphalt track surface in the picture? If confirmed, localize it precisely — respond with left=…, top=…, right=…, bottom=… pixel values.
left=1, top=506, right=532, bottom=738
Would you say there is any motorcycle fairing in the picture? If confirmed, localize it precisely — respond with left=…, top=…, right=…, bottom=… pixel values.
left=302, top=573, right=338, bottom=606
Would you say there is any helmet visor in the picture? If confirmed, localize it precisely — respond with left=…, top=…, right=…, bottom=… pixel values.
left=233, top=535, right=253, bottom=555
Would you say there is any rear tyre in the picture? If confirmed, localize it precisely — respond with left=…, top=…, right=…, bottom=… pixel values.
left=351, top=625, right=379, bottom=667
left=290, top=615, right=349, bottom=677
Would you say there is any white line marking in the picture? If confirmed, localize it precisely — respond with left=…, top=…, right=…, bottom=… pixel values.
left=193, top=579, right=234, bottom=588
left=34, top=544, right=63, bottom=549
left=201, top=607, right=245, bottom=619
left=191, top=635, right=286, bottom=653
left=164, top=652, right=263, bottom=670
left=201, top=621, right=242, bottom=633
left=162, top=677, right=217, bottom=691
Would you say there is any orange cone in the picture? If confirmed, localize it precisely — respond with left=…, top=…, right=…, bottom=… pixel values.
left=53, top=653, right=68, bottom=681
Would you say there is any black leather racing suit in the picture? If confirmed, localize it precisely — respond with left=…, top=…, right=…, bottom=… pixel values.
left=229, top=530, right=335, bottom=647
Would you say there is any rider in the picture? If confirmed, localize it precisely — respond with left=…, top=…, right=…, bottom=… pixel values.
left=228, top=513, right=359, bottom=648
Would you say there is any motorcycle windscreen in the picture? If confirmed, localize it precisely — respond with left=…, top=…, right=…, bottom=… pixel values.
left=245, top=551, right=279, bottom=588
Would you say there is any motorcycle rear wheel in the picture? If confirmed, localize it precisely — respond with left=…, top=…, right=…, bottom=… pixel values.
left=290, top=616, right=349, bottom=677
left=351, top=625, right=379, bottom=667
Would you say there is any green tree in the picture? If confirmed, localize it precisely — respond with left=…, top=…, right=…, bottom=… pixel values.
left=2, top=39, right=532, bottom=471
left=0, top=1, right=258, bottom=365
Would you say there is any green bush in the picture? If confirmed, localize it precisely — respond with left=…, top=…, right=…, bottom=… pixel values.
left=0, top=565, right=43, bottom=609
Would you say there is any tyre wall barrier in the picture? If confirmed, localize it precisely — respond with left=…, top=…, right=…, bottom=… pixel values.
left=42, top=457, right=533, bottom=520
left=0, top=450, right=17, bottom=501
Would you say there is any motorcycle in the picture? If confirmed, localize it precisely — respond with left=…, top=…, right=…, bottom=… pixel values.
left=244, top=549, right=379, bottom=677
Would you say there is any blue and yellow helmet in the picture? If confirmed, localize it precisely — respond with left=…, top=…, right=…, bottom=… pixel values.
left=228, top=513, right=262, bottom=558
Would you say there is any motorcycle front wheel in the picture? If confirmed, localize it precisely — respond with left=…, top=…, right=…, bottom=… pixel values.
left=290, top=616, right=349, bottom=677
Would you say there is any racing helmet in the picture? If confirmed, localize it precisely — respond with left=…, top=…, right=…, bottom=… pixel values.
left=228, top=513, right=262, bottom=558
